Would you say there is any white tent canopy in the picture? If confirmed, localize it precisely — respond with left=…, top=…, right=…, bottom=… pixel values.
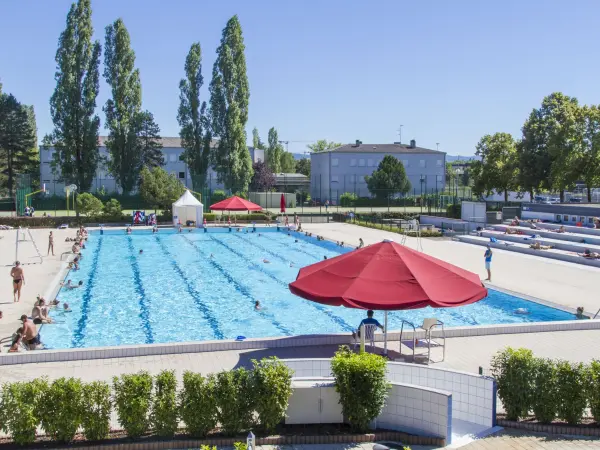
left=172, top=190, right=204, bottom=227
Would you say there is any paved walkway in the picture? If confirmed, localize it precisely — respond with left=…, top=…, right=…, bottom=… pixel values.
left=459, top=428, right=600, bottom=449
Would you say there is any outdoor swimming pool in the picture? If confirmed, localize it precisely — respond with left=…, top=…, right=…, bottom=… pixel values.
left=42, top=228, right=577, bottom=349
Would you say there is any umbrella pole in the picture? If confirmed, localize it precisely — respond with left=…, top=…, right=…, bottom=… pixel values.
left=383, top=311, right=388, bottom=356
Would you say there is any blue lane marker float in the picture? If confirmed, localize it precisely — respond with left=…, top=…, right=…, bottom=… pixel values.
left=127, top=236, right=154, bottom=344
left=154, top=236, right=224, bottom=340
left=72, top=237, right=103, bottom=348
left=208, top=235, right=354, bottom=332
left=182, top=236, right=292, bottom=336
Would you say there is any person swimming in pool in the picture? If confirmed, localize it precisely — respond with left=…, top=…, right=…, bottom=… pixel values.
left=255, top=300, right=261, bottom=310
left=263, top=259, right=271, bottom=264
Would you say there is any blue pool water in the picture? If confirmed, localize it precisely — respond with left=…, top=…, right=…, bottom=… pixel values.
left=42, top=228, right=576, bottom=349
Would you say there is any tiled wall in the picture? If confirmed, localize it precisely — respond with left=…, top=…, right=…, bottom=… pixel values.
left=280, top=359, right=495, bottom=429
left=378, top=383, right=451, bottom=440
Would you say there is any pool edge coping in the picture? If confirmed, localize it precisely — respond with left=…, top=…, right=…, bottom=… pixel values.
left=2, top=318, right=599, bottom=365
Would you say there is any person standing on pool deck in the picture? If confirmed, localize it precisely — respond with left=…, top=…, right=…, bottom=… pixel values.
left=484, top=245, right=492, bottom=281
left=48, top=231, right=55, bottom=256
left=10, top=261, right=24, bottom=302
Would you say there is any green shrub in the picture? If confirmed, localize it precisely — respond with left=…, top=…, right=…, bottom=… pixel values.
left=215, top=368, right=254, bottom=436
left=446, top=203, right=461, bottom=219
left=151, top=370, right=178, bottom=437
left=0, top=216, right=83, bottom=228
left=252, top=357, right=293, bottom=432
left=340, top=192, right=358, bottom=207
left=234, top=443, right=247, bottom=450
left=179, top=372, right=217, bottom=437
left=81, top=381, right=112, bottom=441
left=331, top=345, right=389, bottom=432
left=556, top=361, right=587, bottom=424
left=234, top=191, right=248, bottom=199
left=490, top=347, right=534, bottom=421
left=103, top=198, right=123, bottom=221
left=38, top=377, right=84, bottom=442
left=530, top=358, right=558, bottom=423
left=0, top=379, right=47, bottom=445
left=76, top=192, right=104, bottom=218
left=112, top=371, right=153, bottom=438
left=587, top=360, right=600, bottom=423
left=211, top=190, right=228, bottom=203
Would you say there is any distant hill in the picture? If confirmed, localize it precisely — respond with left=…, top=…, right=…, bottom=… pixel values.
left=447, top=155, right=479, bottom=162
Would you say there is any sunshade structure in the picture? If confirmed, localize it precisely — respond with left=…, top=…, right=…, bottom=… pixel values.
left=280, top=193, right=286, bottom=213
left=172, top=190, right=203, bottom=227
left=210, top=196, right=262, bottom=212
left=289, top=239, right=487, bottom=353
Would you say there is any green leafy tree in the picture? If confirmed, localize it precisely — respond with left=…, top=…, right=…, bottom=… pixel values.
left=280, top=151, right=296, bottom=173
left=136, top=110, right=164, bottom=169
left=44, top=0, right=101, bottom=193
left=103, top=18, right=143, bottom=194
left=532, top=93, right=581, bottom=201
left=0, top=94, right=36, bottom=195
left=76, top=192, right=103, bottom=217
left=474, top=132, right=519, bottom=202
left=518, top=110, right=551, bottom=200
left=178, top=43, right=211, bottom=190
left=209, top=15, right=253, bottom=192
left=139, top=166, right=186, bottom=212
left=365, top=155, right=411, bottom=199
left=575, top=105, right=600, bottom=202
left=266, top=127, right=282, bottom=173
left=102, top=198, right=123, bottom=221
left=252, top=127, right=265, bottom=149
left=307, top=139, right=342, bottom=153
left=296, top=158, right=310, bottom=177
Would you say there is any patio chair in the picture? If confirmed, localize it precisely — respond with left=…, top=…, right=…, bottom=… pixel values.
left=353, top=324, right=378, bottom=352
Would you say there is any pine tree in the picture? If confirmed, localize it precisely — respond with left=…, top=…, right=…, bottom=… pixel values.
left=136, top=110, right=164, bottom=170
left=209, top=15, right=253, bottom=192
left=178, top=43, right=211, bottom=189
left=44, top=0, right=101, bottom=192
left=0, top=94, right=36, bottom=195
left=103, top=18, right=143, bottom=194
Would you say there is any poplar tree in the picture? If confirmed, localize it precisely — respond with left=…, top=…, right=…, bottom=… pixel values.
left=266, top=127, right=282, bottom=173
left=103, top=18, right=143, bottom=194
left=178, top=43, right=211, bottom=189
left=44, top=0, right=101, bottom=192
left=209, top=15, right=253, bottom=192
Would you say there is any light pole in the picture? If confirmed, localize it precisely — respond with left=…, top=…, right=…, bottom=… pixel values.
left=436, top=142, right=440, bottom=151
left=397, top=125, right=404, bottom=144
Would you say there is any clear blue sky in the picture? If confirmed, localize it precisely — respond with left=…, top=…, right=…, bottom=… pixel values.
left=1, top=0, right=600, bottom=156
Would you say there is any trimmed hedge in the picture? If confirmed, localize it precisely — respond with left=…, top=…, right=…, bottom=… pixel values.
left=491, top=347, right=600, bottom=425
left=0, top=358, right=294, bottom=445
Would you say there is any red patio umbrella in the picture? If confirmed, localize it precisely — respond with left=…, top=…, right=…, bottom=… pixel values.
left=280, top=193, right=286, bottom=213
left=289, top=239, right=487, bottom=353
left=210, top=196, right=262, bottom=212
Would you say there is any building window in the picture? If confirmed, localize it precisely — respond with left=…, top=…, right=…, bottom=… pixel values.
left=179, top=172, right=185, bottom=179
left=437, top=160, right=443, bottom=167
left=572, top=216, right=577, bottom=222
left=331, top=158, right=339, bottom=167
left=359, top=176, right=366, bottom=184
left=358, top=158, right=365, bottom=167
left=169, top=153, right=177, bottom=162
left=331, top=175, right=339, bottom=183
left=402, top=159, right=409, bottom=167
left=419, top=160, right=426, bottom=168
left=436, top=175, right=443, bottom=182
left=350, top=158, right=357, bottom=167
left=589, top=217, right=594, bottom=224
left=556, top=215, right=562, bottom=222
left=43, top=179, right=51, bottom=183
left=349, top=175, right=356, bottom=183
left=563, top=215, right=569, bottom=222
left=580, top=216, right=585, bottom=223
left=367, top=159, right=374, bottom=167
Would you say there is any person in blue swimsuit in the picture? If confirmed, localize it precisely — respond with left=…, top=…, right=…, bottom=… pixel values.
left=484, top=245, right=493, bottom=282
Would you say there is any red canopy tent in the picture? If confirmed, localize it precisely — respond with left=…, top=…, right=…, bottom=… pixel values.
left=289, top=239, right=487, bottom=353
left=280, top=193, right=286, bottom=213
left=210, top=196, right=262, bottom=212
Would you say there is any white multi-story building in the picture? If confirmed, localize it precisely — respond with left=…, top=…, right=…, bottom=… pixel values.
left=40, top=137, right=264, bottom=195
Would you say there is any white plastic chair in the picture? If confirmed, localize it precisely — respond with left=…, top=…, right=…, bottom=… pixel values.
left=353, top=324, right=378, bottom=352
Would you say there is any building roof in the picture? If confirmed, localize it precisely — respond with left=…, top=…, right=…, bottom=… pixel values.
left=319, top=143, right=444, bottom=155
left=98, top=136, right=223, bottom=148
